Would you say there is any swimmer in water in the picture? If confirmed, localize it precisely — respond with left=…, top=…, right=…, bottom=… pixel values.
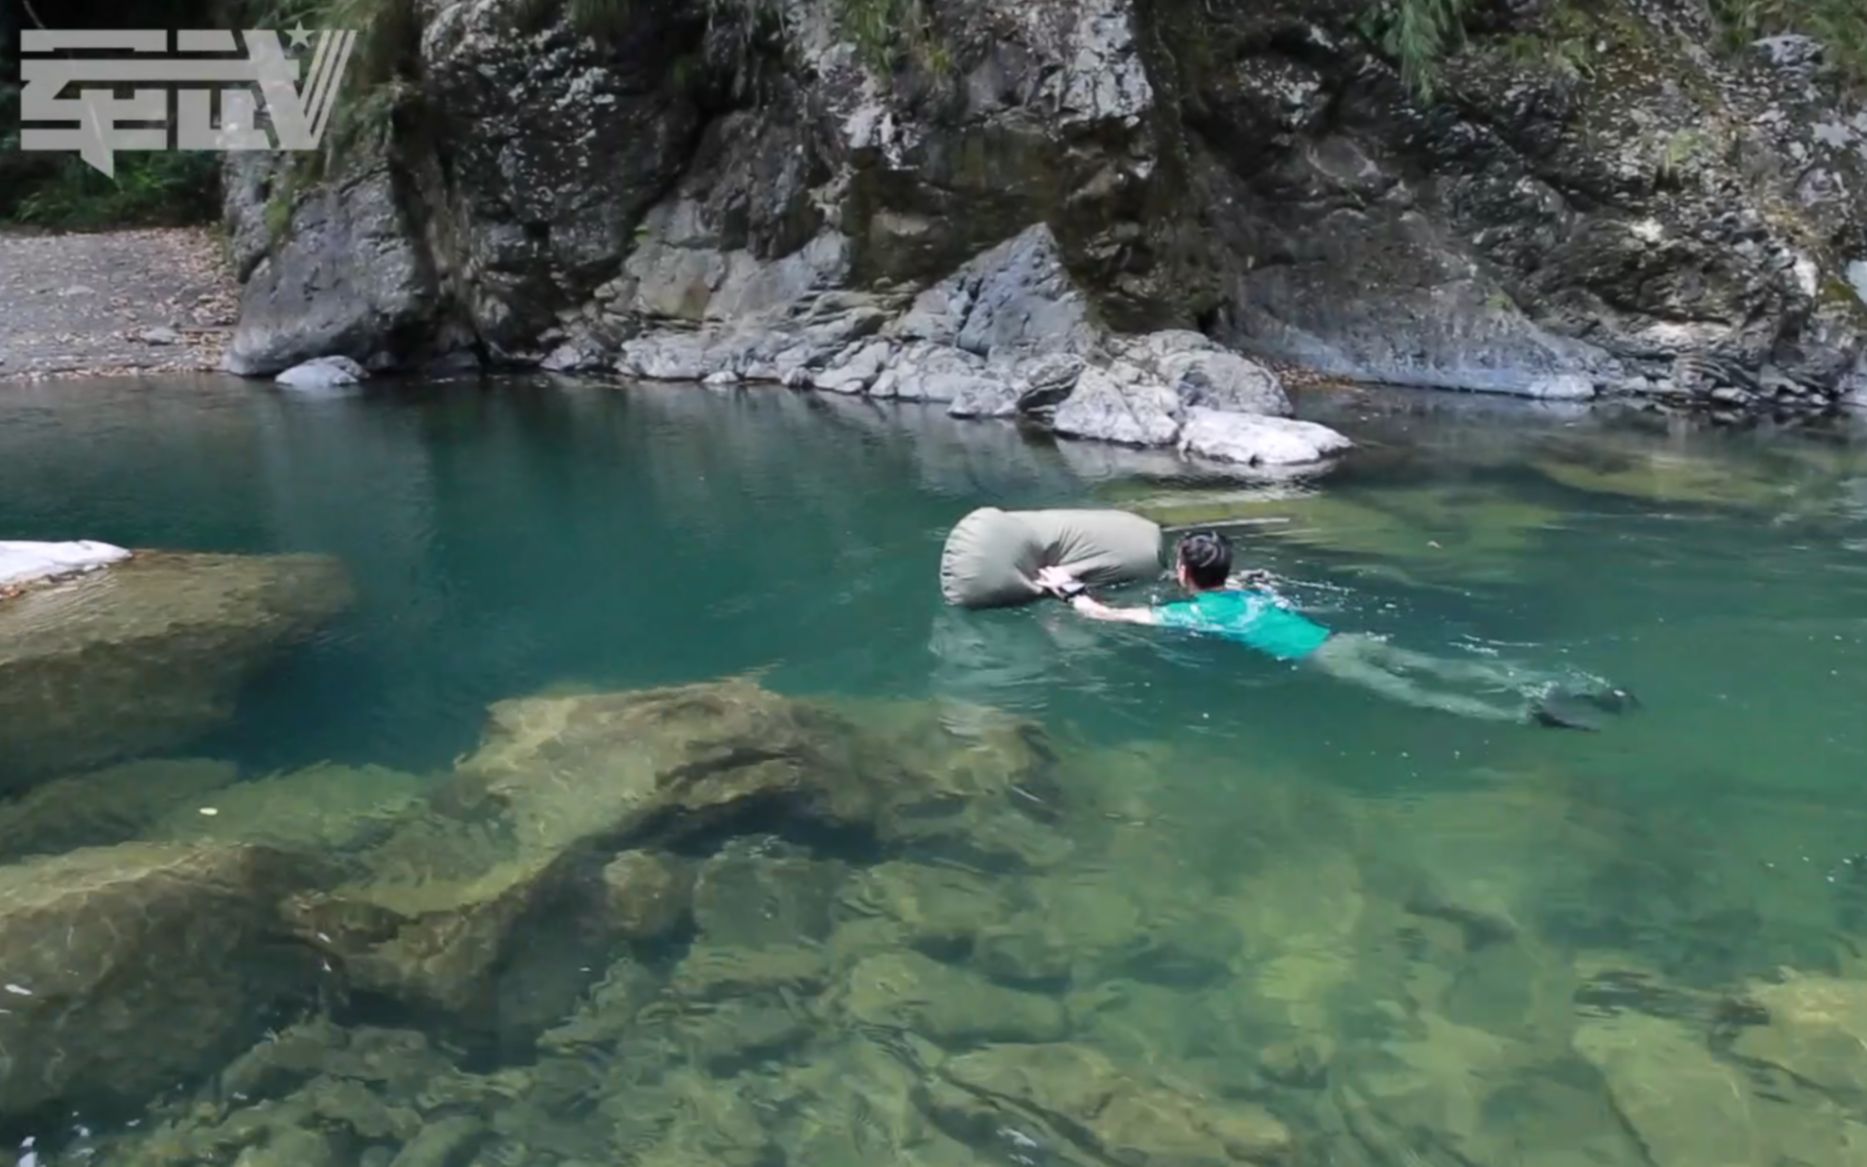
left=1037, top=529, right=1632, bottom=728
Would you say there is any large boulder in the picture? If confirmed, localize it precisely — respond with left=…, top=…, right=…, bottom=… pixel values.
left=1052, top=367, right=1184, bottom=446
left=1177, top=409, right=1354, bottom=468
left=0, top=842, right=319, bottom=1122
left=283, top=680, right=1067, bottom=1018
left=222, top=149, right=440, bottom=376
left=0, top=552, right=354, bottom=786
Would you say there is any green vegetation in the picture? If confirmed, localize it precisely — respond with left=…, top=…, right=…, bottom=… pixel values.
left=1709, top=0, right=1867, bottom=89
left=3, top=154, right=223, bottom=230
left=1370, top=0, right=1863, bottom=97
left=834, top=0, right=951, bottom=75
left=1654, top=127, right=1712, bottom=184
left=1498, top=2, right=1601, bottom=81
left=259, top=0, right=421, bottom=91
left=1, top=0, right=417, bottom=230
left=1358, top=0, right=1477, bottom=100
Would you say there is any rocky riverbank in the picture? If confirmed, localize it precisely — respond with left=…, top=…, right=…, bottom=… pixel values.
left=0, top=229, right=237, bottom=379
left=224, top=0, right=1867, bottom=421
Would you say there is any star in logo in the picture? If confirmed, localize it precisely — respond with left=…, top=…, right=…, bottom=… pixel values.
left=285, top=24, right=316, bottom=52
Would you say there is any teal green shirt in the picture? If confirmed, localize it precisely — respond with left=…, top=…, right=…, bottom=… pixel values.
left=1154, top=589, right=1332, bottom=661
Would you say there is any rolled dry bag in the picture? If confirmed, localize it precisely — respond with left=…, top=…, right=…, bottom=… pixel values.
left=940, top=507, right=1163, bottom=608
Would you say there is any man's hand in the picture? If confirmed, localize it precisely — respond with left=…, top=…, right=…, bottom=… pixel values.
left=1035, top=566, right=1083, bottom=598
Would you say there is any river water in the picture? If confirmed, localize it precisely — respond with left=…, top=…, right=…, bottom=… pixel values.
left=2, top=373, right=1866, bottom=1166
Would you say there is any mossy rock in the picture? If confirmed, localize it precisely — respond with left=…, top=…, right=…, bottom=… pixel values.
left=154, top=762, right=430, bottom=854
left=0, top=842, right=320, bottom=1121
left=0, top=551, right=354, bottom=786
left=0, top=757, right=237, bottom=862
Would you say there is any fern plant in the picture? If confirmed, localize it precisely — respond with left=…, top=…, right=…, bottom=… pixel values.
left=1362, top=0, right=1477, bottom=100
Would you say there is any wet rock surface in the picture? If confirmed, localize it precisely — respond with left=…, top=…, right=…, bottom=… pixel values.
left=0, top=843, right=321, bottom=1123
left=0, top=552, right=354, bottom=787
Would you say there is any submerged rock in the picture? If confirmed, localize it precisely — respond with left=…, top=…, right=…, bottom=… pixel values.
left=286, top=680, right=1067, bottom=1019
left=840, top=950, right=1068, bottom=1046
left=0, top=551, right=354, bottom=786
left=538, top=956, right=661, bottom=1052
left=931, top=1042, right=1294, bottom=1165
left=1732, top=971, right=1867, bottom=1096
left=0, top=757, right=237, bottom=862
left=692, top=841, right=846, bottom=948
left=601, top=849, right=693, bottom=941
left=836, top=860, right=1015, bottom=956
left=0, top=842, right=319, bottom=1121
left=153, top=762, right=430, bottom=853
left=1573, top=1012, right=1767, bottom=1167
left=1118, top=483, right=1565, bottom=583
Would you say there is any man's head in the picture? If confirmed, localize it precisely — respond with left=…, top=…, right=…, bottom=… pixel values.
left=1175, top=530, right=1233, bottom=591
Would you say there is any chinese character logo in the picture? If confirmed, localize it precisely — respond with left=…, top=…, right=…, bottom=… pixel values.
left=19, top=28, right=359, bottom=177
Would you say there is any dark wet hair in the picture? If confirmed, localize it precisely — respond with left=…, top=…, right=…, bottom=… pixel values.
left=1176, top=530, right=1233, bottom=589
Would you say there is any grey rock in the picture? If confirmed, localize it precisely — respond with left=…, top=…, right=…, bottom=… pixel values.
left=813, top=339, right=893, bottom=394
left=224, top=148, right=436, bottom=376
left=542, top=340, right=611, bottom=374
left=1158, top=346, right=1291, bottom=417
left=1754, top=34, right=1826, bottom=73
left=945, top=374, right=1023, bottom=417
left=1011, top=353, right=1087, bottom=414
left=1177, top=408, right=1352, bottom=468
left=952, top=225, right=1100, bottom=361
left=617, top=331, right=719, bottom=381
left=133, top=325, right=182, bottom=347
left=1524, top=374, right=1598, bottom=401
left=1052, top=367, right=1183, bottom=446
left=419, top=0, right=702, bottom=345
left=55, top=284, right=96, bottom=298
left=276, top=355, right=368, bottom=391
left=216, top=0, right=1866, bottom=412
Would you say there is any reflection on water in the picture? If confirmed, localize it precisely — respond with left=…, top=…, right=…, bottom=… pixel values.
left=2, top=375, right=1867, bottom=1165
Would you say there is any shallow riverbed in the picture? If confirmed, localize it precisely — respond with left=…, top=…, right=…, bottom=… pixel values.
left=2, top=373, right=1866, bottom=1166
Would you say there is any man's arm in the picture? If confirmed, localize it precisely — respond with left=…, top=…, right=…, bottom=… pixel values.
left=1065, top=593, right=1159, bottom=625
left=1035, top=565, right=1160, bottom=625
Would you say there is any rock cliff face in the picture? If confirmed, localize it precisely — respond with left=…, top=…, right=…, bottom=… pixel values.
left=226, top=0, right=1867, bottom=416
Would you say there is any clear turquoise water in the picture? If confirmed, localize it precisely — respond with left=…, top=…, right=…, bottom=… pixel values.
left=4, top=373, right=1867, bottom=1164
